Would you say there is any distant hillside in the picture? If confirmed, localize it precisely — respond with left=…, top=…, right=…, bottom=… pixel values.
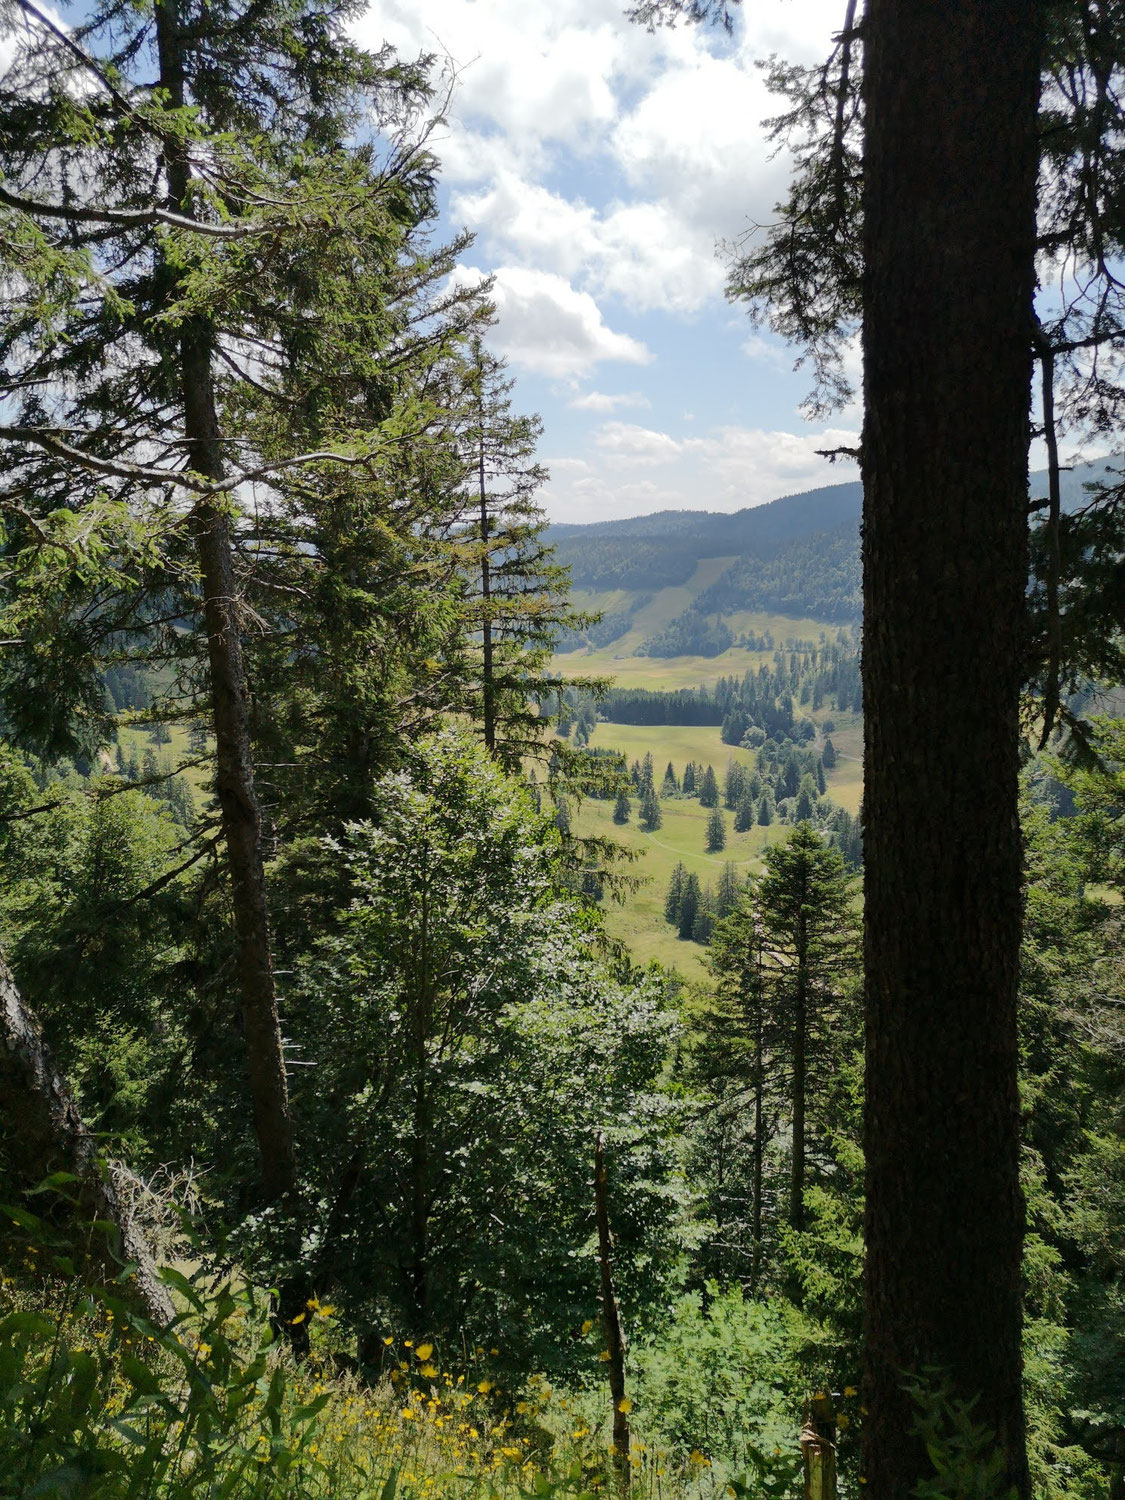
left=549, top=459, right=1117, bottom=645
left=546, top=481, right=862, bottom=593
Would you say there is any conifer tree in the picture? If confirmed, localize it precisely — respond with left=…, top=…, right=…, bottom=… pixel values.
left=641, top=751, right=655, bottom=796
left=715, top=861, right=741, bottom=919
left=677, top=872, right=701, bottom=940
left=664, top=863, right=686, bottom=924
left=815, top=758, right=827, bottom=796
left=699, top=764, right=719, bottom=808
left=660, top=761, right=679, bottom=797
left=692, top=894, right=715, bottom=945
left=734, top=791, right=756, bottom=833
left=682, top=761, right=697, bottom=796
left=458, top=338, right=587, bottom=764
left=724, top=760, right=746, bottom=809
left=704, top=897, right=774, bottom=1290
left=757, top=793, right=774, bottom=827
left=613, top=788, right=631, bottom=825
left=705, top=807, right=726, bottom=853
left=795, top=783, right=815, bottom=822
left=821, top=736, right=837, bottom=769
left=640, top=785, right=662, bottom=832
left=756, top=825, right=857, bottom=1235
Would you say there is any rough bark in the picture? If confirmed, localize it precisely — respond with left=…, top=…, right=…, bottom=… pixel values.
left=153, top=0, right=296, bottom=1205
left=0, top=956, right=174, bottom=1326
left=860, top=3, right=1040, bottom=1494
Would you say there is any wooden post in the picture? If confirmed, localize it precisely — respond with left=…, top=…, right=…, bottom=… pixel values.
left=801, top=1393, right=838, bottom=1500
left=594, top=1130, right=629, bottom=1488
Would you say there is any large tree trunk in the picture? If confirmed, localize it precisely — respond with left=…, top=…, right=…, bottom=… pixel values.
left=0, top=956, right=174, bottom=1326
left=860, top=3, right=1040, bottom=1495
left=154, top=0, right=296, bottom=1205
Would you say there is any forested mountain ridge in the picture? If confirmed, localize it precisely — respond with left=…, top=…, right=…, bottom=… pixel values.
left=549, top=459, right=1117, bottom=645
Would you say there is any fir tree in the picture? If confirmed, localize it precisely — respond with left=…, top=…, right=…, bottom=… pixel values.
left=682, top=761, right=697, bottom=796
left=795, top=785, right=815, bottom=823
left=613, top=788, right=631, bottom=825
left=758, top=793, right=774, bottom=827
left=821, top=736, right=837, bottom=769
left=816, top=758, right=827, bottom=796
left=661, top=761, right=679, bottom=796
left=699, top=764, right=719, bottom=808
left=706, top=807, right=726, bottom=853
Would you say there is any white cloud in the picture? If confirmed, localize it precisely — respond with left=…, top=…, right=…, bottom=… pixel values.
left=451, top=174, right=723, bottom=313
left=544, top=420, right=860, bottom=522
left=594, top=420, right=683, bottom=467
left=567, top=389, right=651, bottom=412
left=456, top=264, right=652, bottom=378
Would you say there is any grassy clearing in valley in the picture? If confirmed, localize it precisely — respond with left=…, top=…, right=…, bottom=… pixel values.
left=573, top=713, right=862, bottom=982
left=557, top=588, right=839, bottom=690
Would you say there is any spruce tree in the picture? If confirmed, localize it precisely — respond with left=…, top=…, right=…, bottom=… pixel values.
left=640, top=785, right=662, bottom=832
left=661, top=761, right=679, bottom=796
left=756, top=825, right=858, bottom=1237
left=704, top=898, right=774, bottom=1291
left=613, top=788, right=631, bottom=825
left=691, top=897, right=715, bottom=945
left=699, top=764, right=719, bottom=808
left=716, top=861, right=741, bottom=919
left=734, top=791, right=756, bottom=833
left=641, top=751, right=655, bottom=796
left=682, top=761, right=697, bottom=796
left=677, top=873, right=701, bottom=940
left=724, top=760, right=746, bottom=809
left=664, top=863, right=686, bottom=924
left=757, top=793, right=774, bottom=827
left=705, top=807, right=726, bottom=853
left=815, top=758, right=827, bottom=796
left=821, top=736, right=837, bottom=769
left=459, top=338, right=589, bottom=764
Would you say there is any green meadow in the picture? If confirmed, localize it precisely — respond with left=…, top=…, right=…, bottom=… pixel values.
left=555, top=570, right=840, bottom=690
left=566, top=701, right=863, bottom=984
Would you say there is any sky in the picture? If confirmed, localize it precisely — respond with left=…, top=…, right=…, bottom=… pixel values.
left=351, top=0, right=861, bottom=524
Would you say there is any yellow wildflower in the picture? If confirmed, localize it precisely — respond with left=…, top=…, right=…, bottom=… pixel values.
left=581, top=1319, right=595, bottom=1335
left=618, top=1398, right=633, bottom=1414
left=844, top=1385, right=858, bottom=1398
left=415, top=1342, right=434, bottom=1361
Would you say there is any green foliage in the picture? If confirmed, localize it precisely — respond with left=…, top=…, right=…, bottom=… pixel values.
left=289, top=731, right=682, bottom=1368
left=704, top=808, right=725, bottom=853
left=630, top=1286, right=803, bottom=1483
left=906, top=1375, right=1021, bottom=1500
